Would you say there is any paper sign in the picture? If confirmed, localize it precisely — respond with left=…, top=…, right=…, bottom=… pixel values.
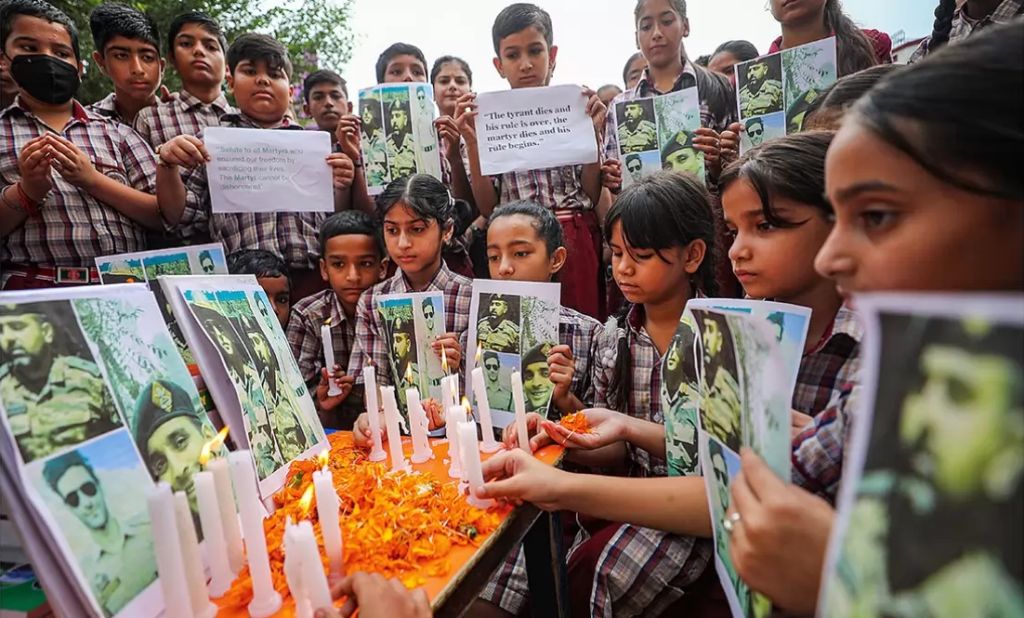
left=204, top=127, right=333, bottom=213
left=475, top=84, right=598, bottom=176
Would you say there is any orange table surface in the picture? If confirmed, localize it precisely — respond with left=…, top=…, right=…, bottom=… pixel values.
left=217, top=432, right=563, bottom=616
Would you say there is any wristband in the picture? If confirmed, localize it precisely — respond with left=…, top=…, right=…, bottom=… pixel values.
left=15, top=183, right=40, bottom=216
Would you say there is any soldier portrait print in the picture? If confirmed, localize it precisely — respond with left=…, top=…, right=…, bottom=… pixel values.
left=522, top=343, right=554, bottom=413
left=384, top=95, right=415, bottom=180
left=616, top=99, right=658, bottom=154
left=360, top=93, right=389, bottom=188
left=738, top=55, right=784, bottom=118
left=477, top=293, right=520, bottom=354
left=0, top=302, right=121, bottom=463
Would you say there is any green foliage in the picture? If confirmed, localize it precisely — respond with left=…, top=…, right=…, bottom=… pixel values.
left=52, top=0, right=354, bottom=105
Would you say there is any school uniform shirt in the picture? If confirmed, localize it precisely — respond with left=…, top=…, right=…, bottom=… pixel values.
left=346, top=263, right=473, bottom=386
left=793, top=304, right=861, bottom=415
left=86, top=93, right=131, bottom=125
left=910, top=0, right=1023, bottom=63
left=0, top=98, right=155, bottom=268
left=133, top=90, right=233, bottom=149
left=174, top=112, right=326, bottom=271
left=557, top=306, right=603, bottom=414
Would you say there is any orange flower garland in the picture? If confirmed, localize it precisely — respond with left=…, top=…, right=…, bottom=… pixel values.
left=558, top=411, right=592, bottom=435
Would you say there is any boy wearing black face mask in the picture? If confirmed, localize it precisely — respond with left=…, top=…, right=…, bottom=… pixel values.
left=0, top=0, right=162, bottom=291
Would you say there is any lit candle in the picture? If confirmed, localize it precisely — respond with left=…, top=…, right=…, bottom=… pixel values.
left=363, top=365, right=386, bottom=461
left=458, top=422, right=494, bottom=509
left=146, top=482, right=190, bottom=618
left=322, top=319, right=342, bottom=397
left=173, top=492, right=218, bottom=618
left=511, top=370, right=530, bottom=453
left=313, top=451, right=344, bottom=576
left=194, top=470, right=234, bottom=597
left=283, top=518, right=313, bottom=618
left=381, top=387, right=409, bottom=473
left=445, top=405, right=463, bottom=479
left=471, top=348, right=501, bottom=453
left=406, top=387, right=433, bottom=463
left=294, top=520, right=334, bottom=613
left=228, top=452, right=282, bottom=617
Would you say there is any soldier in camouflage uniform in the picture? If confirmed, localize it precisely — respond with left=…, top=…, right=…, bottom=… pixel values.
left=386, top=101, right=417, bottom=179
left=617, top=101, right=658, bottom=154
left=477, top=295, right=519, bottom=354
left=0, top=304, right=119, bottom=462
left=739, top=60, right=784, bottom=118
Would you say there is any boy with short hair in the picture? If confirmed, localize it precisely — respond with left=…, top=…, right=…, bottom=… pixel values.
left=155, top=33, right=357, bottom=303
left=375, top=42, right=428, bottom=83
left=0, top=0, right=161, bottom=290
left=302, top=69, right=350, bottom=146
left=87, top=2, right=164, bottom=125
left=459, top=3, right=607, bottom=318
left=226, top=249, right=292, bottom=327
left=286, top=210, right=386, bottom=428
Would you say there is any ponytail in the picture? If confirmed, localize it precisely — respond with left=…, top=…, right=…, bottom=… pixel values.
left=823, top=0, right=878, bottom=75
left=926, top=0, right=958, bottom=53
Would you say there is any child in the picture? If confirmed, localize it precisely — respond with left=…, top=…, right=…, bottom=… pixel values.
left=375, top=42, right=428, bottom=83
left=0, top=0, right=161, bottom=290
left=485, top=201, right=602, bottom=416
left=707, top=40, right=759, bottom=87
left=87, top=3, right=164, bottom=125
left=302, top=69, right=350, bottom=146
left=287, top=211, right=387, bottom=429
left=431, top=55, right=473, bottom=119
left=0, top=50, right=16, bottom=108
left=227, top=249, right=292, bottom=327
left=767, top=0, right=890, bottom=74
left=622, top=51, right=648, bottom=91
left=910, top=0, right=1022, bottom=62
left=457, top=3, right=607, bottom=318
left=349, top=174, right=472, bottom=445
left=476, top=172, right=724, bottom=617
left=156, top=33, right=356, bottom=303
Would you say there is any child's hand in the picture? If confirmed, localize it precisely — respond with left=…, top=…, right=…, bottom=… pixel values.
left=326, top=152, right=355, bottom=190
left=431, top=335, right=462, bottom=369
left=336, top=114, right=363, bottom=161
left=159, top=134, right=210, bottom=169
left=501, top=412, right=548, bottom=452
left=434, top=116, right=462, bottom=161
left=540, top=408, right=630, bottom=451
left=316, top=366, right=353, bottom=411
left=583, top=87, right=608, bottom=141
left=353, top=411, right=387, bottom=448
left=720, top=122, right=742, bottom=168
left=476, top=448, right=568, bottom=511
left=46, top=134, right=100, bottom=190
left=790, top=409, right=814, bottom=440
left=454, top=93, right=478, bottom=148
left=600, top=159, right=622, bottom=193
left=17, top=136, right=54, bottom=201
left=319, top=572, right=431, bottom=618
left=692, top=127, right=722, bottom=179
left=546, top=344, right=575, bottom=408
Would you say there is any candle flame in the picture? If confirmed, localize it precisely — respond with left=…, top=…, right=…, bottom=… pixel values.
left=475, top=343, right=482, bottom=364
left=324, top=317, right=333, bottom=327
left=441, top=345, right=449, bottom=374
left=462, top=396, right=472, bottom=418
left=298, top=484, right=315, bottom=517
left=317, top=449, right=329, bottom=469
left=198, top=426, right=230, bottom=466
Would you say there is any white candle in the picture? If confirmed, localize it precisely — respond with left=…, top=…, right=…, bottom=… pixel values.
left=228, top=452, right=282, bottom=617
left=406, top=388, right=433, bottom=463
left=471, top=367, right=502, bottom=453
left=363, top=365, right=387, bottom=461
left=511, top=370, right=530, bottom=453
left=146, top=482, right=190, bottom=618
left=321, top=322, right=343, bottom=397
left=295, top=520, right=334, bottom=613
left=450, top=373, right=460, bottom=408
left=458, top=422, right=494, bottom=509
left=283, top=520, right=313, bottom=618
left=445, top=406, right=463, bottom=479
left=440, top=377, right=453, bottom=419
left=206, top=456, right=244, bottom=574
left=173, top=492, right=218, bottom=618
left=194, top=470, right=234, bottom=597
left=381, top=387, right=409, bottom=473
left=313, top=467, right=344, bottom=576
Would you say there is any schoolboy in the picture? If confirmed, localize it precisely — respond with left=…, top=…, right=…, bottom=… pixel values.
left=459, top=3, right=606, bottom=318
left=302, top=69, right=350, bottom=146
left=0, top=0, right=160, bottom=290
left=286, top=211, right=387, bottom=428
left=87, top=2, right=164, bottom=125
left=227, top=249, right=292, bottom=327
left=0, top=58, right=16, bottom=107
left=155, top=33, right=357, bottom=303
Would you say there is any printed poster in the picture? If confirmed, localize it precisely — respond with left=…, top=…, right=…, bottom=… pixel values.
left=0, top=284, right=223, bottom=617
left=819, top=294, right=1023, bottom=617
left=358, top=82, right=442, bottom=195
left=374, top=291, right=446, bottom=416
left=466, top=281, right=561, bottom=428
left=613, top=86, right=705, bottom=186
left=735, top=37, right=837, bottom=153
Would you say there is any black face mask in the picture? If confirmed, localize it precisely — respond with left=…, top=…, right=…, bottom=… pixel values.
left=9, top=54, right=80, bottom=104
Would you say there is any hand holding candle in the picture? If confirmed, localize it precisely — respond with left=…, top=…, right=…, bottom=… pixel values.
left=363, top=364, right=387, bottom=462
left=322, top=319, right=342, bottom=397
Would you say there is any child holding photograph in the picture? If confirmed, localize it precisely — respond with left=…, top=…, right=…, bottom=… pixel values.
left=87, top=3, right=164, bottom=126
left=288, top=211, right=387, bottom=429
left=302, top=69, right=350, bottom=148
left=349, top=174, right=472, bottom=444
left=476, top=172, right=726, bottom=617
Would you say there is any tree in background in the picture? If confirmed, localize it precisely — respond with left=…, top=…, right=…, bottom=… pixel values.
left=53, top=0, right=354, bottom=108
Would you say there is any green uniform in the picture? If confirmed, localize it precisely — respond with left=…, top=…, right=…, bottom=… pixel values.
left=364, top=130, right=389, bottom=187
left=478, top=318, right=519, bottom=353
left=619, top=119, right=659, bottom=154
left=387, top=132, right=417, bottom=178
left=740, top=80, right=784, bottom=118
left=0, top=356, right=118, bottom=462
left=86, top=512, right=157, bottom=617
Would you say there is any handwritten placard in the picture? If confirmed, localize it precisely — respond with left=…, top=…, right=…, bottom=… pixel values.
left=475, top=84, right=598, bottom=176
left=204, top=127, right=333, bottom=213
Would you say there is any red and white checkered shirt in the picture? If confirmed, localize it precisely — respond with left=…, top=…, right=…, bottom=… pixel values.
left=133, top=90, right=233, bottom=149
left=558, top=305, right=602, bottom=414
left=494, top=164, right=595, bottom=212
left=86, top=93, right=128, bottom=124
left=347, top=263, right=473, bottom=387
left=287, top=289, right=354, bottom=385
left=1, top=98, right=156, bottom=268
left=793, top=304, right=861, bottom=416
left=175, top=112, right=326, bottom=270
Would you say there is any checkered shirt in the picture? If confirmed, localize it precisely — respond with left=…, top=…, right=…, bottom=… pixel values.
left=494, top=164, right=595, bottom=212
left=603, top=62, right=737, bottom=162
left=793, top=304, right=862, bottom=416
left=346, top=263, right=473, bottom=386
left=85, top=93, right=129, bottom=124
left=1, top=98, right=155, bottom=268
left=557, top=306, right=602, bottom=417
left=287, top=289, right=354, bottom=385
left=133, top=90, right=233, bottom=149
left=791, top=384, right=860, bottom=504
left=910, top=0, right=1024, bottom=62
left=175, top=112, right=326, bottom=270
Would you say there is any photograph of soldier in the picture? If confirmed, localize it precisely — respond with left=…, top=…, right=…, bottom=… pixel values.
left=663, top=325, right=700, bottom=476
left=625, top=154, right=644, bottom=183
left=0, top=302, right=121, bottom=463
left=616, top=98, right=658, bottom=155
left=695, top=310, right=743, bottom=453
left=521, top=343, right=554, bottom=414
left=97, top=259, right=146, bottom=285
left=707, top=438, right=757, bottom=617
left=391, top=314, right=419, bottom=387
left=661, top=131, right=705, bottom=179
left=197, top=250, right=217, bottom=274
left=359, top=94, right=389, bottom=187
left=482, top=351, right=514, bottom=411
left=737, top=54, right=784, bottom=119
left=142, top=253, right=191, bottom=280
left=740, top=112, right=785, bottom=154
left=745, top=117, right=766, bottom=148
left=245, top=326, right=314, bottom=462
left=384, top=95, right=416, bottom=180
left=421, top=297, right=441, bottom=339
left=40, top=438, right=157, bottom=617
left=786, top=88, right=822, bottom=134
left=477, top=293, right=520, bottom=354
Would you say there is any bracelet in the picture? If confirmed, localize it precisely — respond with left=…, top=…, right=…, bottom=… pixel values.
left=0, top=185, right=20, bottom=212
left=15, top=183, right=41, bottom=216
